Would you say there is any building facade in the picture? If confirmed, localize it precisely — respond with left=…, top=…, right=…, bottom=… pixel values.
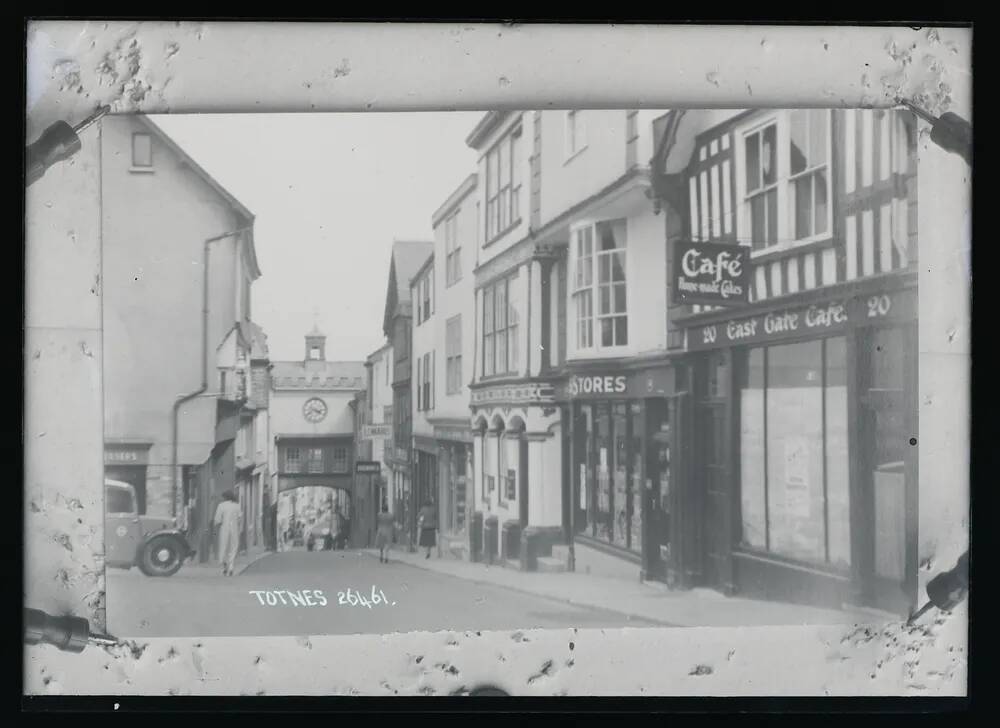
left=267, top=328, right=366, bottom=545
left=99, top=114, right=264, bottom=564
left=364, top=342, right=394, bottom=512
left=651, top=108, right=919, bottom=615
left=427, top=174, right=478, bottom=556
left=381, top=240, right=435, bottom=548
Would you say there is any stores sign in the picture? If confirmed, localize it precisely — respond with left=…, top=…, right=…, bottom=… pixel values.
left=567, top=374, right=628, bottom=398
left=673, top=240, right=750, bottom=306
left=361, top=424, right=392, bottom=440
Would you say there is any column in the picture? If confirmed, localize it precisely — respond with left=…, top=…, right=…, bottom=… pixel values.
left=529, top=258, right=544, bottom=377
left=527, top=436, right=546, bottom=525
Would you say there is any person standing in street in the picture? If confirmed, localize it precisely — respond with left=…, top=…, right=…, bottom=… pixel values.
left=417, top=499, right=437, bottom=559
left=375, top=503, right=394, bottom=563
left=213, top=490, right=242, bottom=576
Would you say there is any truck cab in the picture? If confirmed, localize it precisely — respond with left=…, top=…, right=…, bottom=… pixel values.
left=105, top=479, right=195, bottom=576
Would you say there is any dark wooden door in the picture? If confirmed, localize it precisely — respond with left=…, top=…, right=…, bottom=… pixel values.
left=519, top=436, right=529, bottom=527
left=857, top=324, right=918, bottom=615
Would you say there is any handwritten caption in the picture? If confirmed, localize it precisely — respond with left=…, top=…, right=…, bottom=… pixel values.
left=248, top=587, right=395, bottom=608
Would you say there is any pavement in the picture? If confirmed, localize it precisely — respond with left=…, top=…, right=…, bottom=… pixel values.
left=365, top=547, right=888, bottom=628
left=105, top=548, right=661, bottom=638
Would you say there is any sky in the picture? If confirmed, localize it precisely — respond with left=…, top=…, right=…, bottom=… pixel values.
left=152, top=112, right=482, bottom=363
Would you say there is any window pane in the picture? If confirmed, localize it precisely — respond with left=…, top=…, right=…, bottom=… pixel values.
left=599, top=285, right=611, bottom=315
left=762, top=124, right=777, bottom=185
left=611, top=251, right=626, bottom=282
left=825, top=337, right=850, bottom=567
left=614, top=316, right=628, bottom=346
left=595, top=403, right=612, bottom=542
left=740, top=348, right=767, bottom=549
left=766, top=188, right=778, bottom=244
left=511, top=133, right=521, bottom=187
left=813, top=170, right=829, bottom=235
left=496, top=332, right=507, bottom=373
left=509, top=324, right=519, bottom=372
left=486, top=151, right=496, bottom=196
left=500, top=138, right=511, bottom=186
left=601, top=318, right=614, bottom=347
left=598, top=255, right=611, bottom=283
left=750, top=194, right=766, bottom=249
left=496, top=284, right=507, bottom=329
left=794, top=174, right=812, bottom=239
left=810, top=110, right=829, bottom=165
left=790, top=111, right=808, bottom=174
left=745, top=133, right=760, bottom=190
left=614, top=284, right=627, bottom=314
left=484, top=336, right=495, bottom=376
left=765, top=341, right=826, bottom=563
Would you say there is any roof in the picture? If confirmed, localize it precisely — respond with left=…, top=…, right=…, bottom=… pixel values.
left=382, top=239, right=434, bottom=334
left=465, top=111, right=513, bottom=149
left=365, top=341, right=392, bottom=364
left=432, top=173, right=478, bottom=227
left=248, top=321, right=269, bottom=360
left=307, top=323, right=325, bottom=338
left=138, top=115, right=262, bottom=280
left=411, top=252, right=435, bottom=287
left=270, top=360, right=367, bottom=391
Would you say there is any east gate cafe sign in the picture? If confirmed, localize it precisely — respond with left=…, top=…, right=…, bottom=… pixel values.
left=672, top=240, right=750, bottom=306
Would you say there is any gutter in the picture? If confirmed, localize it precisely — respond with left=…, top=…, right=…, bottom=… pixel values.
left=171, top=227, right=253, bottom=516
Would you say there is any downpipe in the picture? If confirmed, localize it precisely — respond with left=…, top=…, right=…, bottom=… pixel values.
left=170, top=228, right=253, bottom=525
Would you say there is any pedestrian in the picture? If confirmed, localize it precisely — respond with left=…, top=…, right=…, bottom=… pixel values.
left=417, top=499, right=437, bottom=559
left=375, top=503, right=394, bottom=563
left=213, top=490, right=242, bottom=576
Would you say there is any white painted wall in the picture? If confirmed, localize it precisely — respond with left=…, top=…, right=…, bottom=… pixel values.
left=268, top=389, right=357, bottom=437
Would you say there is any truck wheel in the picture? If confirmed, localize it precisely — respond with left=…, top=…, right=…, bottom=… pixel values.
left=138, top=535, right=185, bottom=577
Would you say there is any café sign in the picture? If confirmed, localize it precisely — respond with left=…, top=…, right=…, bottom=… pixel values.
left=687, top=289, right=913, bottom=351
left=673, top=240, right=750, bottom=306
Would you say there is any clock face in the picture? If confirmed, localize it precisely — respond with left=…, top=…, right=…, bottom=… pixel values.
left=303, top=397, right=328, bottom=423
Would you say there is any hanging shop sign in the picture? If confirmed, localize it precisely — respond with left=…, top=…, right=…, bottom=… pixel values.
left=672, top=240, right=750, bottom=306
left=686, top=287, right=915, bottom=351
left=361, top=423, right=392, bottom=440
left=355, top=460, right=382, bottom=475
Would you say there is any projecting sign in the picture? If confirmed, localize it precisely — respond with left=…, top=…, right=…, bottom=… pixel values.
left=355, top=461, right=382, bottom=475
left=361, top=424, right=392, bottom=440
left=672, top=240, right=750, bottom=306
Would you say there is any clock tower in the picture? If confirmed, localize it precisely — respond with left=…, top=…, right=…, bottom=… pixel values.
left=305, top=324, right=326, bottom=362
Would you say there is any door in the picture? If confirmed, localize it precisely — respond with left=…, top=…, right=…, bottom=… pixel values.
left=105, top=483, right=142, bottom=567
left=519, top=436, right=529, bottom=527
left=858, top=325, right=918, bottom=614
left=694, top=352, right=734, bottom=591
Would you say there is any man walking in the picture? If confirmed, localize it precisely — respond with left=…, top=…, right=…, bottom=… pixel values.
left=213, top=490, right=242, bottom=576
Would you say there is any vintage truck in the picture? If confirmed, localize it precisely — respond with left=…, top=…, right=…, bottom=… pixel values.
left=105, top=478, right=195, bottom=577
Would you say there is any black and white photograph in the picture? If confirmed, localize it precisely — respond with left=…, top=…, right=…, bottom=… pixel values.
left=23, top=20, right=970, bottom=701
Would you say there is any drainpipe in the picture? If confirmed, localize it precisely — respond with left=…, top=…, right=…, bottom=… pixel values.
left=171, top=227, right=253, bottom=521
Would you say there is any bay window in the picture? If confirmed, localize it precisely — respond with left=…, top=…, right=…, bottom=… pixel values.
left=484, top=125, right=523, bottom=242
left=737, top=337, right=850, bottom=568
left=571, top=219, right=628, bottom=352
left=739, top=110, right=833, bottom=253
left=481, top=273, right=520, bottom=377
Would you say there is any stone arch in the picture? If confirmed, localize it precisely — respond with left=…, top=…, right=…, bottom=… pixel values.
left=473, top=414, right=489, bottom=432
left=506, top=414, right=527, bottom=433
left=490, top=413, right=506, bottom=432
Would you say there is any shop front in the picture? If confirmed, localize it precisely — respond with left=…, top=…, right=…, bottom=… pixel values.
left=560, top=365, right=684, bottom=584
left=678, top=276, right=918, bottom=615
left=432, top=423, right=474, bottom=553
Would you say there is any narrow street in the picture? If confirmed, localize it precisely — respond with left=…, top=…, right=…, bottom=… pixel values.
left=106, top=549, right=660, bottom=638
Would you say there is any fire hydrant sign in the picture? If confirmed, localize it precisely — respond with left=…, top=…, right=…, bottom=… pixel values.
left=673, top=240, right=750, bottom=306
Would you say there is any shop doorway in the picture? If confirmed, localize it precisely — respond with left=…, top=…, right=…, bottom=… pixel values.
left=693, top=351, right=734, bottom=592
left=857, top=324, right=918, bottom=614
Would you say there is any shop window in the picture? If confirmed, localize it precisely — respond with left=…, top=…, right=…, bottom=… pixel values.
left=737, top=337, right=850, bottom=567
left=595, top=404, right=613, bottom=542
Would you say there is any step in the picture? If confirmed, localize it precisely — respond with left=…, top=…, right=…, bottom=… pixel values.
left=537, top=556, right=567, bottom=573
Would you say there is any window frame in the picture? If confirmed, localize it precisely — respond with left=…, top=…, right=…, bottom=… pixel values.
left=564, top=110, right=588, bottom=161
left=446, top=315, right=463, bottom=394
left=444, top=211, right=462, bottom=287
left=131, top=132, right=153, bottom=168
left=483, top=124, right=524, bottom=245
left=481, top=273, right=520, bottom=378
left=331, top=447, right=349, bottom=473
left=306, top=447, right=324, bottom=474
left=569, top=219, right=629, bottom=356
left=285, top=447, right=301, bottom=473
left=735, top=110, right=834, bottom=257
